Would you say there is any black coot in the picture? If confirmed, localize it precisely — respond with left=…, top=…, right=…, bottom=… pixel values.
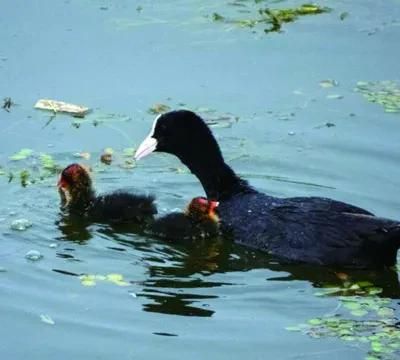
left=134, top=110, right=400, bottom=268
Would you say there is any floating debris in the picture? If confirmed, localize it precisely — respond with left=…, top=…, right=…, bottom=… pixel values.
left=34, top=99, right=90, bottom=117
left=212, top=3, right=331, bottom=34
left=326, top=94, right=344, bottom=100
left=319, top=79, right=338, bottom=88
left=212, top=12, right=225, bottom=22
left=355, top=80, right=400, bottom=113
left=10, top=218, right=32, bottom=231
left=2, top=97, right=14, bottom=112
left=73, top=152, right=91, bottom=160
left=49, top=243, right=58, bottom=248
left=148, top=103, right=171, bottom=115
left=40, top=314, right=55, bottom=325
left=25, top=250, right=43, bottom=261
left=100, top=148, right=113, bottom=165
left=339, top=12, right=349, bottom=21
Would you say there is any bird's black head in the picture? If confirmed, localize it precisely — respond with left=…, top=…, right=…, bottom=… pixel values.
left=135, top=110, right=224, bottom=166
left=135, top=110, right=250, bottom=200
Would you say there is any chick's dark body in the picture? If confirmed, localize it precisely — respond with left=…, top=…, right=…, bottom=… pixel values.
left=88, top=192, right=157, bottom=223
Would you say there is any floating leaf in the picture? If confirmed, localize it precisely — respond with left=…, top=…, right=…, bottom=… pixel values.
left=371, top=340, right=383, bottom=353
left=351, top=309, right=368, bottom=317
left=10, top=148, right=33, bottom=161
left=308, top=318, right=322, bottom=325
left=340, top=12, right=349, bottom=20
left=40, top=153, right=57, bottom=172
left=80, top=274, right=96, bottom=286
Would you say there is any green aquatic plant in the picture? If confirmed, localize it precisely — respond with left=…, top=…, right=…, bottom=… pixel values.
left=212, top=3, right=331, bottom=33
left=287, top=285, right=400, bottom=360
left=355, top=80, right=400, bottom=113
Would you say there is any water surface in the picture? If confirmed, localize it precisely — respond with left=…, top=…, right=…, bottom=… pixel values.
left=1, top=1, right=400, bottom=359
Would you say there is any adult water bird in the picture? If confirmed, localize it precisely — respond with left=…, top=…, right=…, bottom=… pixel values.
left=134, top=110, right=400, bottom=269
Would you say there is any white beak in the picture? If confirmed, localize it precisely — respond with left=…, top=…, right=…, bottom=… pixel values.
left=135, top=136, right=158, bottom=161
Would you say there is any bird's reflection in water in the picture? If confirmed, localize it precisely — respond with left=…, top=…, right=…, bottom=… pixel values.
left=55, top=216, right=400, bottom=317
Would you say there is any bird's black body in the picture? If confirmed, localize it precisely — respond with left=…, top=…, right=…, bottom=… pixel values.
left=58, top=164, right=157, bottom=224
left=88, top=192, right=157, bottom=224
left=147, top=212, right=219, bottom=241
left=135, top=110, right=400, bottom=268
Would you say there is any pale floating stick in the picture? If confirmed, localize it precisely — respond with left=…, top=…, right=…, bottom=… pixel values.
left=34, top=99, right=90, bottom=117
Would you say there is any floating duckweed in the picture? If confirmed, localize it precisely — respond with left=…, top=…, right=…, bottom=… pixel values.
left=355, top=80, right=400, bottom=113
left=80, top=273, right=130, bottom=287
left=10, top=148, right=33, bottom=161
left=287, top=294, right=400, bottom=359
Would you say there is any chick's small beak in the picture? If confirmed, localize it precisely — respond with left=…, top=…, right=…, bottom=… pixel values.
left=57, top=176, right=67, bottom=189
left=135, top=136, right=158, bottom=161
left=208, top=201, right=219, bottom=222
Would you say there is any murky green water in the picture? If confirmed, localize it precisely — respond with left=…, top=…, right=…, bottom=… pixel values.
left=1, top=1, right=400, bottom=359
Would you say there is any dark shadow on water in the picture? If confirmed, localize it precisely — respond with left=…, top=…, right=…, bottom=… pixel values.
left=55, top=216, right=400, bottom=317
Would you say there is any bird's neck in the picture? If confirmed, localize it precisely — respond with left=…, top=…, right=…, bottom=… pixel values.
left=181, top=156, right=251, bottom=201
